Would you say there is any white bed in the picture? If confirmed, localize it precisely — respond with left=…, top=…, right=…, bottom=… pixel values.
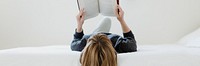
left=1, top=27, right=200, bottom=66
left=0, top=44, right=200, bottom=66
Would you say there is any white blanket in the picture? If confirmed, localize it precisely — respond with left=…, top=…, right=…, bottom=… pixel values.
left=0, top=44, right=200, bottom=66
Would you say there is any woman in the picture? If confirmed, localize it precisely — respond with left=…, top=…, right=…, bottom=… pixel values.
left=71, top=5, right=137, bottom=66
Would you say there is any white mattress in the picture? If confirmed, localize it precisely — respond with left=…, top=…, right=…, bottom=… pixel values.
left=0, top=44, right=200, bottom=66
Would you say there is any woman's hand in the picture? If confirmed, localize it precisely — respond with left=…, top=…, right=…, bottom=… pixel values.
left=115, top=5, right=124, bottom=22
left=76, top=8, right=85, bottom=32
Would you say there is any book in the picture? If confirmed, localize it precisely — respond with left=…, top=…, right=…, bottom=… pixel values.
left=77, top=0, right=119, bottom=20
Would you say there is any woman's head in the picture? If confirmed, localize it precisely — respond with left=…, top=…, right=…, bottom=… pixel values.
left=80, top=33, right=117, bottom=66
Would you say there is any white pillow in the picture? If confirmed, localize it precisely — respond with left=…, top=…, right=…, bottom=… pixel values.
left=178, top=27, right=200, bottom=47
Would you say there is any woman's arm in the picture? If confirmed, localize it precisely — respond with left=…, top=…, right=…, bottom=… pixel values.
left=114, top=5, right=130, bottom=33
left=71, top=9, right=86, bottom=51
left=114, top=5, right=137, bottom=53
left=76, top=8, right=85, bottom=33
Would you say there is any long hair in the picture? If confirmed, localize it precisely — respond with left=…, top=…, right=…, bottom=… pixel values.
left=80, top=33, right=117, bottom=66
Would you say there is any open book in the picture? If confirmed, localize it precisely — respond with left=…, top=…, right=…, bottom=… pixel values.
left=77, top=0, right=119, bottom=20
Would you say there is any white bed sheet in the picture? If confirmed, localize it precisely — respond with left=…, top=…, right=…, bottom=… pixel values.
left=0, top=44, right=200, bottom=66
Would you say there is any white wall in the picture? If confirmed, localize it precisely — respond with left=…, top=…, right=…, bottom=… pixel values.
left=0, top=0, right=200, bottom=49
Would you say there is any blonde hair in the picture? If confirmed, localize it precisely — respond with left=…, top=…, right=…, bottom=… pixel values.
left=80, top=33, right=117, bottom=66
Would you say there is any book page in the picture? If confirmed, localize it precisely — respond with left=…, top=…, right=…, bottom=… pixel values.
left=98, top=0, right=117, bottom=16
left=77, top=0, right=99, bottom=20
